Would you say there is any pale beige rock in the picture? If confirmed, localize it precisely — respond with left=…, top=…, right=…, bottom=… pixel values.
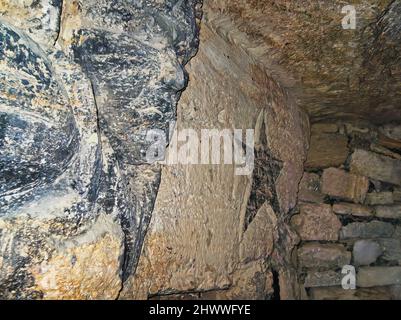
left=358, top=267, right=401, bottom=287
left=239, top=203, right=275, bottom=263
left=333, top=203, right=373, bottom=217
left=322, top=168, right=369, bottom=203
left=298, top=243, right=351, bottom=269
left=350, top=149, right=401, bottom=186
left=305, top=134, right=349, bottom=169
left=311, top=123, right=338, bottom=134
left=291, top=204, right=341, bottom=241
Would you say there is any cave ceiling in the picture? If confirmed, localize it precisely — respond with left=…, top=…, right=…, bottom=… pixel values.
left=205, top=0, right=401, bottom=124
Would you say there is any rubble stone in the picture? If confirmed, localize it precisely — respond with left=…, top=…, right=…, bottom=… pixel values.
left=350, top=149, right=401, bottom=186
left=291, top=204, right=341, bottom=241
left=322, top=168, right=369, bottom=203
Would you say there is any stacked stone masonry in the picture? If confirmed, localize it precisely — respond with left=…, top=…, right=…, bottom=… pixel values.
left=293, top=122, right=401, bottom=300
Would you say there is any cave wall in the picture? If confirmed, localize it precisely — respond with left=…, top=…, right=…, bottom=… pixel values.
left=120, top=19, right=309, bottom=300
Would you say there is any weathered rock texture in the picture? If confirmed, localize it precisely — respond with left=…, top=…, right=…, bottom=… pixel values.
left=1, top=0, right=400, bottom=301
left=0, top=0, right=201, bottom=299
left=294, top=120, right=401, bottom=300
left=120, top=19, right=309, bottom=300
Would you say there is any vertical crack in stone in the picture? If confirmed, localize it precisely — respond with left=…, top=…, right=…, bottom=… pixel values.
left=244, top=120, right=282, bottom=232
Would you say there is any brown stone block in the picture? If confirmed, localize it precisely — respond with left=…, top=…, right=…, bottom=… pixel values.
left=298, top=243, right=351, bottom=269
left=322, top=168, right=369, bottom=203
left=305, top=134, right=349, bottom=169
left=291, top=204, right=341, bottom=241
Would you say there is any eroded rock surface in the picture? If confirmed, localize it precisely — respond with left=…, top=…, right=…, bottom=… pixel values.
left=0, top=0, right=201, bottom=299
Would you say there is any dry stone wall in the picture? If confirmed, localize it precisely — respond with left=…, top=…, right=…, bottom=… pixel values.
left=294, top=121, right=401, bottom=300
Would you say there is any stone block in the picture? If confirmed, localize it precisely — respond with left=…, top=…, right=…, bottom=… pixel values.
left=365, top=192, right=394, bottom=205
left=375, top=205, right=401, bottom=219
left=298, top=172, right=325, bottom=203
left=291, top=204, right=341, bottom=241
left=309, top=286, right=394, bottom=300
left=322, top=168, right=369, bottom=203
left=394, top=188, right=401, bottom=203
left=311, top=123, right=338, bottom=134
left=333, top=203, right=373, bottom=217
left=305, top=134, right=349, bottom=169
left=340, top=221, right=395, bottom=239
left=353, top=240, right=382, bottom=266
left=298, top=243, right=351, bottom=269
left=350, top=149, right=401, bottom=186
left=377, top=239, right=401, bottom=264
left=357, top=267, right=401, bottom=287
left=304, top=271, right=342, bottom=288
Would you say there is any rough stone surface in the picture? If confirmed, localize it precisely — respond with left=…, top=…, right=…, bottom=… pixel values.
left=365, top=192, right=394, bottom=205
left=377, top=239, right=401, bottom=264
left=298, top=172, right=325, bottom=204
left=322, top=168, right=369, bottom=204
left=311, top=123, right=338, bottom=134
left=353, top=240, right=382, bottom=266
left=304, top=271, right=342, bottom=288
left=309, top=287, right=395, bottom=300
left=0, top=0, right=201, bottom=299
left=305, top=134, right=349, bottom=169
left=350, top=149, right=401, bottom=186
left=119, top=21, right=308, bottom=300
left=394, top=188, right=401, bottom=203
left=358, top=267, right=401, bottom=287
left=375, top=205, right=401, bottom=220
left=340, top=221, right=395, bottom=240
left=206, top=1, right=401, bottom=124
left=298, top=243, right=351, bottom=270
left=291, top=204, right=341, bottom=241
left=333, top=203, right=373, bottom=217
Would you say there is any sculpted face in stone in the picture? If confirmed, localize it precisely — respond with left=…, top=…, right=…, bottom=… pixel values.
left=0, top=0, right=201, bottom=298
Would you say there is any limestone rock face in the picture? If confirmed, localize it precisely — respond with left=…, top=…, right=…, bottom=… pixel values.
left=120, top=20, right=309, bottom=300
left=0, top=0, right=201, bottom=299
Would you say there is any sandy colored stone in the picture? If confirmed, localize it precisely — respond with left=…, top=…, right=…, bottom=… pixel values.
left=333, top=203, right=373, bottom=217
left=322, top=168, right=369, bottom=203
left=350, top=149, right=401, bottom=186
left=298, top=243, right=351, bottom=269
left=32, top=233, right=123, bottom=300
left=291, top=204, right=341, bottom=241
left=305, top=134, right=349, bottom=169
